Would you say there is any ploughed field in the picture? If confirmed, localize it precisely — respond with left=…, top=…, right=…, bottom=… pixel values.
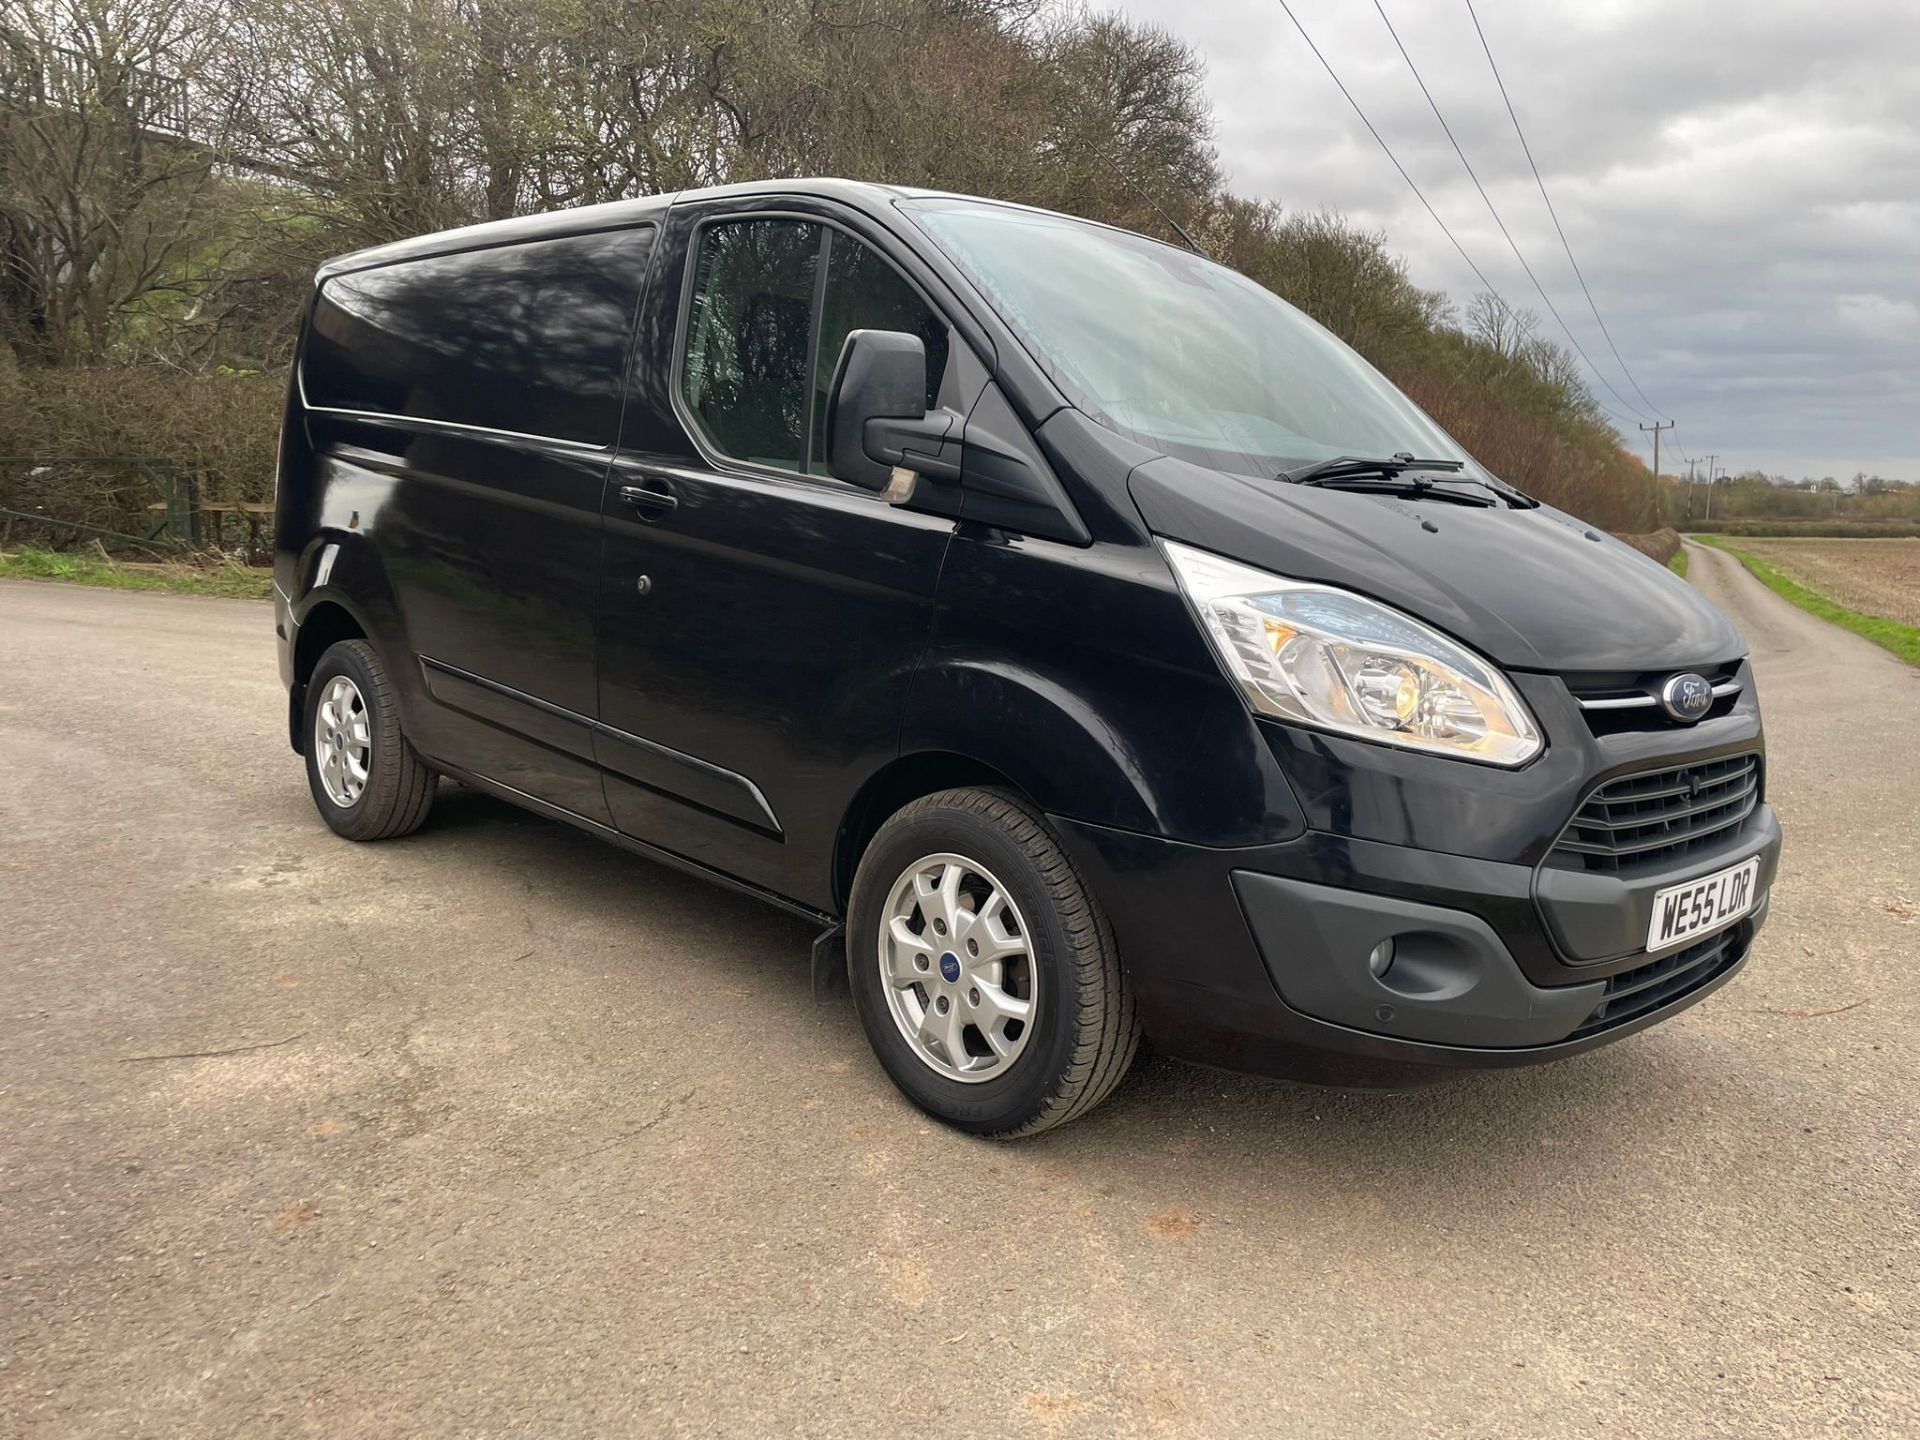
left=1726, top=537, right=1920, bottom=626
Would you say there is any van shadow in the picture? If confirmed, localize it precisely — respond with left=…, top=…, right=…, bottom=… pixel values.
left=412, top=782, right=1743, bottom=1210
left=415, top=781, right=825, bottom=953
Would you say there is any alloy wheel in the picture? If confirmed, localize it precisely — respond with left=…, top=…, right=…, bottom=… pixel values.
left=313, top=674, right=372, bottom=807
left=877, top=852, right=1038, bottom=1083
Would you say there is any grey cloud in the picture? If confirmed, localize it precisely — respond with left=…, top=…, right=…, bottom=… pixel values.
left=1115, top=0, right=1920, bottom=477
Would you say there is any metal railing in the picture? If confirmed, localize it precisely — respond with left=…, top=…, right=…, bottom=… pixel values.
left=0, top=457, right=197, bottom=556
left=0, top=35, right=187, bottom=137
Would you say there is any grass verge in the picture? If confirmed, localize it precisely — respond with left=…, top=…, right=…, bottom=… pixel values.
left=0, top=546, right=272, bottom=600
left=1693, top=536, right=1920, bottom=669
left=1668, top=549, right=1689, bottom=579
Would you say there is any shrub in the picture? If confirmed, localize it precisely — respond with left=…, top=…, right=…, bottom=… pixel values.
left=0, top=363, right=282, bottom=503
left=1614, top=528, right=1682, bottom=565
left=0, top=360, right=281, bottom=548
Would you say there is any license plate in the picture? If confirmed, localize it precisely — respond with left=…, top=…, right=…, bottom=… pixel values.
left=1646, top=856, right=1761, bottom=952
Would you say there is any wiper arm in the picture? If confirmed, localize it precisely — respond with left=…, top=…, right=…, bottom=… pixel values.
left=1277, top=453, right=1538, bottom=509
left=1278, top=453, right=1467, bottom=486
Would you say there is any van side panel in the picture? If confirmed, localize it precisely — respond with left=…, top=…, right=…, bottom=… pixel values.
left=282, top=224, right=657, bottom=825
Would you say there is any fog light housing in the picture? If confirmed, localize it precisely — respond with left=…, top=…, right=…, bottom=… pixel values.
left=1367, top=938, right=1396, bottom=979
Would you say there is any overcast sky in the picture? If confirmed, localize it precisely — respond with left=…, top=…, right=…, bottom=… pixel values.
left=1113, top=0, right=1920, bottom=481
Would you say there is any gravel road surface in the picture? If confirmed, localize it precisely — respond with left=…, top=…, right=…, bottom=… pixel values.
left=3, top=550, right=1916, bottom=1437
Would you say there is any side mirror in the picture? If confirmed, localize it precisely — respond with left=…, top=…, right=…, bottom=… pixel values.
left=826, top=329, right=961, bottom=493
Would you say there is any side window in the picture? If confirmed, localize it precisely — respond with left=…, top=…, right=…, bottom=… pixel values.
left=304, top=227, right=652, bottom=447
left=810, top=234, right=950, bottom=468
left=681, top=219, right=822, bottom=471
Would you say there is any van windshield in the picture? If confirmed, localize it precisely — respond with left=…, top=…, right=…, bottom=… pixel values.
left=901, top=197, right=1475, bottom=479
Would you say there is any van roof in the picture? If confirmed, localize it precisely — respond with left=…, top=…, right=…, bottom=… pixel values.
left=314, top=178, right=1178, bottom=281
left=316, top=178, right=948, bottom=280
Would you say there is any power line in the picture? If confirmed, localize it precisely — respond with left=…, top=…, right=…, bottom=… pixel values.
left=1370, top=0, right=1661, bottom=425
left=1659, top=412, right=1696, bottom=467
left=1271, top=0, right=1636, bottom=437
left=1463, top=0, right=1671, bottom=421
left=1578, top=386, right=1639, bottom=429
left=1669, top=425, right=1695, bottom=467
left=1269, top=0, right=1522, bottom=330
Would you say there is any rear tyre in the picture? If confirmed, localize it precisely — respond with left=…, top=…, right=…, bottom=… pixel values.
left=303, top=639, right=435, bottom=841
left=847, top=787, right=1140, bottom=1136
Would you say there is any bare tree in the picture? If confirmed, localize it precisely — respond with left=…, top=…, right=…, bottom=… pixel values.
left=0, top=0, right=237, bottom=365
left=1037, top=9, right=1218, bottom=235
left=1464, top=291, right=1538, bottom=361
left=217, top=0, right=478, bottom=248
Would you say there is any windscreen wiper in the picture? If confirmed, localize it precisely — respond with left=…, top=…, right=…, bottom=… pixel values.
left=1280, top=453, right=1465, bottom=486
left=1277, top=453, right=1537, bottom=508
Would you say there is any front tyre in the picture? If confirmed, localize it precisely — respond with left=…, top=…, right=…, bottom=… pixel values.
left=847, top=788, right=1140, bottom=1136
left=303, top=639, right=435, bottom=841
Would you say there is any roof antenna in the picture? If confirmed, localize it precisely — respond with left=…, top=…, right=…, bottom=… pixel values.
left=1095, top=151, right=1210, bottom=260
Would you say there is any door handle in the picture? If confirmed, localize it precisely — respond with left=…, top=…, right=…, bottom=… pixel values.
left=618, top=481, right=678, bottom=518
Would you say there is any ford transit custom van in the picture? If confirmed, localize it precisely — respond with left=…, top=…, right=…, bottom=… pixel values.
left=275, top=179, right=1781, bottom=1134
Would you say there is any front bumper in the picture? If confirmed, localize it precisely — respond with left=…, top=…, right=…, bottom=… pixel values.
left=1053, top=799, right=1781, bottom=1084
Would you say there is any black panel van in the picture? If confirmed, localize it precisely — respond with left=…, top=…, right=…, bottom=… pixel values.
left=275, top=180, right=1781, bottom=1134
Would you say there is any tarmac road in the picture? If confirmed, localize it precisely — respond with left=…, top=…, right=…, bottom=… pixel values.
left=3, top=548, right=1916, bottom=1438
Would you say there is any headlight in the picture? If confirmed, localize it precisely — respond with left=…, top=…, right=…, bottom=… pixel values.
left=1164, top=540, right=1542, bottom=767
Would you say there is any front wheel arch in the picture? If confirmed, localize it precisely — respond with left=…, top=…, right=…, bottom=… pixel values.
left=832, top=750, right=1030, bottom=913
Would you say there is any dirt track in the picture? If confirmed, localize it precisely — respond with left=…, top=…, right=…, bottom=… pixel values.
left=3, top=554, right=1916, bottom=1438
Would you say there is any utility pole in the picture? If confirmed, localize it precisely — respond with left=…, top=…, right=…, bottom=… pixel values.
left=1641, top=420, right=1674, bottom=525
left=1702, top=453, right=1720, bottom=522
left=1640, top=420, right=1674, bottom=481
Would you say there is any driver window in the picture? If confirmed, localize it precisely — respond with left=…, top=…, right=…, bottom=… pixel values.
left=682, top=219, right=822, bottom=471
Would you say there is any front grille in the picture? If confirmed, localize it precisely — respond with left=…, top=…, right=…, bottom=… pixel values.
left=1565, top=663, right=1742, bottom=737
left=1549, top=753, right=1760, bottom=876
left=1568, top=923, right=1746, bottom=1039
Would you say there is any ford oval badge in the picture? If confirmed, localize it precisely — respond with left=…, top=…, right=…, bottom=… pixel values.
left=1660, top=672, right=1715, bottom=723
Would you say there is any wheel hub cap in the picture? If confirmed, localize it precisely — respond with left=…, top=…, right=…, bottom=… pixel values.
left=878, top=853, right=1038, bottom=1083
left=313, top=675, right=371, bottom=808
